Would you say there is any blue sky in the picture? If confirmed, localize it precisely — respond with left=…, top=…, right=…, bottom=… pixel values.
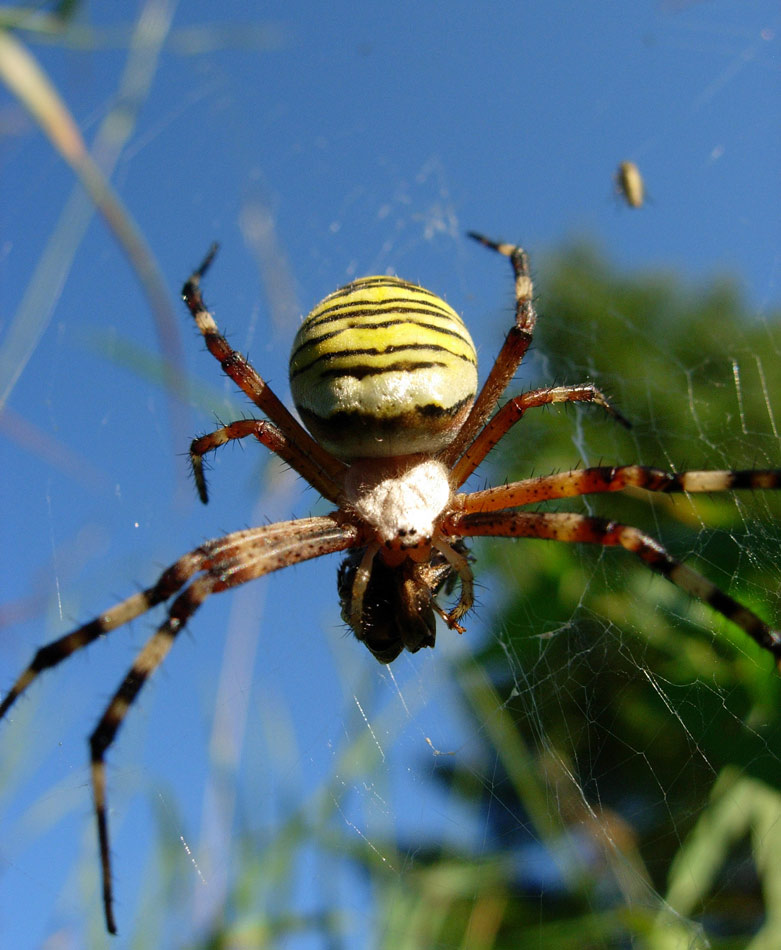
left=1, top=2, right=779, bottom=947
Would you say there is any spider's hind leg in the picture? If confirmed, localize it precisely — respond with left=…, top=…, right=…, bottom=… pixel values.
left=181, top=246, right=345, bottom=501
left=442, top=233, right=538, bottom=467
left=189, top=417, right=341, bottom=504
left=451, top=383, right=631, bottom=488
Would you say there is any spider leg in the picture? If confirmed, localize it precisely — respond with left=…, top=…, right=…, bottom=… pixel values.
left=457, top=465, right=781, bottom=513
left=190, top=417, right=342, bottom=504
left=0, top=546, right=213, bottom=721
left=441, top=233, right=537, bottom=466
left=451, top=385, right=631, bottom=487
left=49, top=514, right=359, bottom=934
left=0, top=524, right=325, bottom=722
left=446, top=508, right=781, bottom=669
left=182, top=247, right=345, bottom=492
left=91, top=603, right=190, bottom=934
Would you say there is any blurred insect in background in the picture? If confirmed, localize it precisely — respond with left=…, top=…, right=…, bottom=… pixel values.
left=615, top=160, right=646, bottom=207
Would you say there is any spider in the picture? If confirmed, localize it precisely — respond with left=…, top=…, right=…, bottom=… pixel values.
left=3, top=232, right=781, bottom=934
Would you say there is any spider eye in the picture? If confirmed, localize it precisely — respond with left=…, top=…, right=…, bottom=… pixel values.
left=289, top=276, right=478, bottom=459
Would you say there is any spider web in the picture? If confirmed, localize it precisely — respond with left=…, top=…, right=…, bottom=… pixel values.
left=2, top=3, right=780, bottom=948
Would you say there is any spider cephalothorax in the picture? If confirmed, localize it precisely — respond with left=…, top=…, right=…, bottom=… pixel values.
left=3, top=232, right=780, bottom=933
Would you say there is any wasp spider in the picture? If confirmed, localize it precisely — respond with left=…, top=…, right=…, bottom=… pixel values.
left=3, top=233, right=780, bottom=933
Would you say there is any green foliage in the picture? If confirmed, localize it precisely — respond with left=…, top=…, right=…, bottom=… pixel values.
left=439, top=245, right=781, bottom=948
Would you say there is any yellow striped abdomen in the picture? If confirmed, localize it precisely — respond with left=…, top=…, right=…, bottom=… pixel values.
left=290, top=276, right=478, bottom=459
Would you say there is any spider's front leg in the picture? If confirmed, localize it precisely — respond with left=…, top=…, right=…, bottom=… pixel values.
left=88, top=515, right=360, bottom=932
left=2, top=516, right=360, bottom=934
left=0, top=547, right=214, bottom=722
left=446, top=508, right=781, bottom=670
left=457, top=464, right=781, bottom=513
